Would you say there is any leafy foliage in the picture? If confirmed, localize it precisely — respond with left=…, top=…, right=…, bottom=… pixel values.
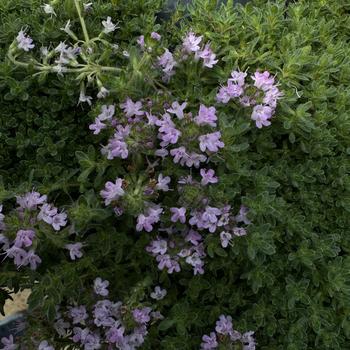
left=1, top=0, right=350, bottom=349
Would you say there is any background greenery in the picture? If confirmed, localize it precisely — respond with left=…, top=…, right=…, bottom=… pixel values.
left=1, top=0, right=350, bottom=349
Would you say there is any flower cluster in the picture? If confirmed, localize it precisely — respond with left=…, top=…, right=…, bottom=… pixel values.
left=217, top=70, right=283, bottom=128
left=0, top=191, right=67, bottom=270
left=157, top=31, right=218, bottom=81
left=201, top=315, right=256, bottom=350
left=91, top=94, right=251, bottom=275
left=48, top=278, right=163, bottom=349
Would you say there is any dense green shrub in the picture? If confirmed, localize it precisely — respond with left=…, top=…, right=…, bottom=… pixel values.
left=1, top=0, right=350, bottom=349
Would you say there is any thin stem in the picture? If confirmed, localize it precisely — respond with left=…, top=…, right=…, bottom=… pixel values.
left=74, top=0, right=90, bottom=43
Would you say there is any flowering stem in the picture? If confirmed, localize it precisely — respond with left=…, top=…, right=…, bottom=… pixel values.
left=74, top=0, right=90, bottom=43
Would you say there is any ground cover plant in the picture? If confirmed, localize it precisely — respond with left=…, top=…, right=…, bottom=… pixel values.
left=0, top=0, right=350, bottom=349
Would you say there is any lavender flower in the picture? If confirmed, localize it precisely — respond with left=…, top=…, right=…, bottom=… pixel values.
left=89, top=118, right=106, bottom=135
left=37, top=203, right=58, bottom=224
left=235, top=207, right=251, bottom=224
left=151, top=32, right=161, bottom=41
left=100, top=178, right=125, bottom=205
left=201, top=332, right=218, bottom=350
left=38, top=340, right=55, bottom=350
left=136, top=206, right=163, bottom=232
left=102, top=136, right=129, bottom=160
left=93, top=277, right=109, bottom=296
left=23, top=250, right=41, bottom=270
left=3, top=246, right=27, bottom=267
left=0, top=335, right=17, bottom=350
left=16, top=30, right=35, bottom=51
left=150, top=286, right=167, bottom=300
left=65, top=243, right=83, bottom=260
left=98, top=105, right=115, bottom=121
left=251, top=105, right=273, bottom=128
left=194, top=105, right=217, bottom=127
left=233, top=227, right=247, bottom=237
left=241, top=331, right=256, bottom=350
left=252, top=71, right=275, bottom=91
left=185, top=230, right=202, bottom=246
left=51, top=212, right=67, bottom=231
left=120, top=98, right=144, bottom=117
left=157, top=49, right=177, bottom=78
left=182, top=31, right=203, bottom=53
left=220, top=231, right=232, bottom=248
left=197, top=43, right=218, bottom=68
left=16, top=191, right=47, bottom=210
left=69, top=306, right=88, bottom=324
left=155, top=174, right=171, bottom=192
left=215, top=315, right=234, bottom=336
left=132, top=307, right=152, bottom=324
left=156, top=254, right=180, bottom=273
left=97, top=87, right=110, bottom=99
left=229, top=70, right=247, bottom=86
left=167, top=101, right=187, bottom=119
left=146, top=239, right=168, bottom=255
left=170, top=207, right=187, bottom=224
left=199, top=132, right=224, bottom=153
left=0, top=234, right=9, bottom=250
left=200, top=169, right=218, bottom=186
left=14, top=229, right=35, bottom=248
